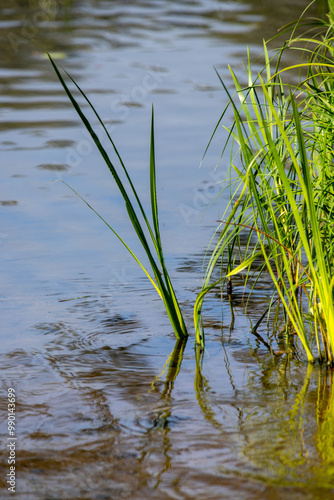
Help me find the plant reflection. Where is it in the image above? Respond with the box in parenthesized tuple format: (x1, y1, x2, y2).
(236, 351, 334, 483)
(142, 338, 187, 488)
(316, 367, 334, 465)
(151, 338, 187, 399)
(190, 317, 334, 489)
(194, 345, 225, 430)
(29, 319, 334, 494)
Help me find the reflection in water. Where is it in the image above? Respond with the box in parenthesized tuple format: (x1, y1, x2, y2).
(195, 345, 227, 430)
(191, 340, 334, 496)
(317, 368, 334, 465)
(1, 318, 334, 498)
(145, 338, 187, 489)
(152, 338, 187, 399)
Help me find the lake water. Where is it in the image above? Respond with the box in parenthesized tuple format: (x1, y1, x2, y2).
(1, 1, 333, 499)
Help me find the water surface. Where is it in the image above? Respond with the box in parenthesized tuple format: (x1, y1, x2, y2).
(0, 1, 333, 498)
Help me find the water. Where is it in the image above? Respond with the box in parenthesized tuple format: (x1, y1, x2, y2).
(1, 0, 333, 498)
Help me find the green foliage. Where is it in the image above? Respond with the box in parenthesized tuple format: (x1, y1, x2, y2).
(49, 55, 187, 340)
(196, 1, 334, 363)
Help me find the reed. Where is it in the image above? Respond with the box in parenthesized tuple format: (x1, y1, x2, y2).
(196, 0, 334, 363)
(49, 55, 187, 340)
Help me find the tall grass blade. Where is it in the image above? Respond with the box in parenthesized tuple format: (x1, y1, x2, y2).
(48, 54, 187, 340)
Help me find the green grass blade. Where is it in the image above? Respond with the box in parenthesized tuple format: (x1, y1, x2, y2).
(60, 63, 159, 252)
(48, 54, 188, 340)
(59, 181, 162, 298)
(149, 107, 187, 336)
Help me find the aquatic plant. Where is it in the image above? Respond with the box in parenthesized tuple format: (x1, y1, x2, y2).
(196, 0, 334, 363)
(48, 55, 187, 340)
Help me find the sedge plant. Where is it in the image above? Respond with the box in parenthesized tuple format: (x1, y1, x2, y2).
(195, 0, 334, 363)
(48, 55, 187, 340)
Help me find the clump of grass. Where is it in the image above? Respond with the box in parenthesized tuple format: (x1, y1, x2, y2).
(48, 55, 187, 340)
(196, 0, 334, 363)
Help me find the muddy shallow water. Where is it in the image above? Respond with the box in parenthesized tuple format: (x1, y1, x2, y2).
(1, 1, 333, 498)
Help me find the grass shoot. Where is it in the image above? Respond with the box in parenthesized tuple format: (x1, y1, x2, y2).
(48, 54, 187, 340)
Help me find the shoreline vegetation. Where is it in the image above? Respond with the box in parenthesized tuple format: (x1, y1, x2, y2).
(49, 0, 334, 364)
(197, 0, 334, 364)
